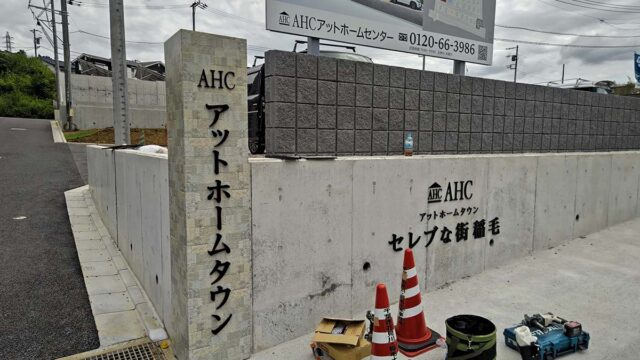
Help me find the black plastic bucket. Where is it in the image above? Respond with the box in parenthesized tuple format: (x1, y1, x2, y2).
(446, 314, 496, 360)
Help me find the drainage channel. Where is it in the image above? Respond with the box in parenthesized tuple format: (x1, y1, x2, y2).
(59, 339, 169, 360)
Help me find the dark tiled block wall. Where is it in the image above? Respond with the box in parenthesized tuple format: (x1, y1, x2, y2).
(264, 50, 640, 156)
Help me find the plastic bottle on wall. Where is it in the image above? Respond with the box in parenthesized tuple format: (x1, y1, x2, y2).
(404, 131, 414, 156)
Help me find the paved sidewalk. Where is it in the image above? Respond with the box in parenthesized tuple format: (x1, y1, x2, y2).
(0, 117, 98, 359)
(65, 185, 167, 348)
(252, 217, 640, 360)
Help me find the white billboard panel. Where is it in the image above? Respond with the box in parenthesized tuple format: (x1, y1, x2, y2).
(266, 0, 496, 65)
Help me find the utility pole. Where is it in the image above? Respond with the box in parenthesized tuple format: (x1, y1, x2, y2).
(507, 45, 519, 83)
(109, 0, 130, 145)
(30, 29, 41, 57)
(561, 64, 565, 84)
(51, 0, 61, 111)
(422, 55, 426, 71)
(4, 32, 13, 52)
(60, 0, 75, 130)
(191, 0, 208, 31)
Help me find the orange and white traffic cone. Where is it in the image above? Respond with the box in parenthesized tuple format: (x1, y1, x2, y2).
(369, 283, 398, 359)
(396, 249, 442, 357)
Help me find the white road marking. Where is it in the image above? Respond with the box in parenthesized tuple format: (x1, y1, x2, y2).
(12, 216, 27, 220)
(10, 128, 27, 131)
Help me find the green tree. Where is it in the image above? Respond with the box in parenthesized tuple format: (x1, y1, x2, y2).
(0, 51, 56, 119)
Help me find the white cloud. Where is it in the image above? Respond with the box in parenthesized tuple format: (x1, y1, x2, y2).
(2, 0, 639, 85)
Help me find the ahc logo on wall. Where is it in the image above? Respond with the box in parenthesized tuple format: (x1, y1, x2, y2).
(427, 180, 473, 204)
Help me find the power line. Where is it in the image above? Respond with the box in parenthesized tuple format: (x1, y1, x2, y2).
(555, 0, 640, 13)
(496, 37, 640, 48)
(560, 0, 640, 11)
(71, 29, 163, 44)
(496, 24, 640, 38)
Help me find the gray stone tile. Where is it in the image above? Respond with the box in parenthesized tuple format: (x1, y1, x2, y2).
(483, 79, 495, 97)
(471, 114, 483, 133)
(419, 111, 433, 131)
(373, 87, 389, 108)
(433, 132, 445, 151)
(337, 106, 355, 129)
(494, 98, 505, 116)
(405, 110, 419, 130)
(318, 81, 337, 105)
(505, 81, 515, 99)
(420, 71, 434, 91)
(446, 132, 458, 152)
(447, 93, 460, 113)
(265, 50, 296, 77)
(337, 59, 356, 82)
(317, 129, 336, 153)
(420, 91, 433, 111)
(318, 56, 337, 81)
(458, 132, 470, 152)
(493, 116, 504, 133)
(297, 53, 317, 79)
(434, 92, 447, 112)
(296, 104, 317, 128)
(434, 72, 448, 92)
(337, 130, 355, 154)
(297, 78, 317, 104)
(433, 112, 447, 132)
(446, 113, 459, 131)
(405, 89, 420, 110)
(389, 109, 404, 130)
(482, 133, 493, 151)
(460, 94, 471, 114)
(460, 76, 473, 95)
(355, 107, 372, 129)
(355, 130, 372, 153)
(337, 82, 355, 106)
(390, 88, 405, 109)
(318, 105, 336, 129)
(265, 76, 295, 102)
(495, 80, 506, 98)
(355, 84, 373, 107)
(390, 66, 405, 88)
(373, 64, 390, 86)
(389, 131, 404, 153)
(356, 62, 373, 84)
(472, 96, 483, 114)
(265, 103, 296, 127)
(405, 68, 421, 89)
(419, 131, 432, 153)
(470, 133, 482, 151)
(296, 129, 318, 154)
(372, 131, 388, 154)
(459, 114, 471, 132)
(483, 115, 493, 132)
(448, 74, 461, 93)
(472, 77, 484, 96)
(492, 133, 503, 151)
(372, 109, 388, 130)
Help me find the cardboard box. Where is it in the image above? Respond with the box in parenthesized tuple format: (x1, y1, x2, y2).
(311, 318, 371, 360)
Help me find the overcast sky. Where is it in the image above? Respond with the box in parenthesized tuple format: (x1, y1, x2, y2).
(3, 0, 640, 85)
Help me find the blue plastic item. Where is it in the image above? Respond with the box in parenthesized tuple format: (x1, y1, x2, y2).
(504, 322, 590, 360)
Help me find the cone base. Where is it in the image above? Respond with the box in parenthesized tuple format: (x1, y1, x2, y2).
(398, 328, 442, 357)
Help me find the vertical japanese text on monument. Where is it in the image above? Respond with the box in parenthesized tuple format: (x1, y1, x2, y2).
(202, 67, 235, 336)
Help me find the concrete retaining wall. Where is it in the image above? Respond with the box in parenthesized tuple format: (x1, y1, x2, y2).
(86, 145, 171, 331)
(87, 145, 640, 353)
(60, 74, 166, 130)
(250, 151, 640, 350)
(264, 50, 640, 157)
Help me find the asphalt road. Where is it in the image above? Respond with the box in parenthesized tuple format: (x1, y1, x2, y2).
(0, 117, 99, 359)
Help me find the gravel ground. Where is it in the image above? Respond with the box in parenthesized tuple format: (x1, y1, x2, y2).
(0, 117, 99, 359)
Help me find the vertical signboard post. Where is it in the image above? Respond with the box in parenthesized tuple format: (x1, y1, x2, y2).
(165, 30, 252, 360)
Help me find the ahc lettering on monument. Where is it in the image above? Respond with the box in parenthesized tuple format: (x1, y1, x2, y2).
(389, 179, 501, 252)
(166, 30, 251, 360)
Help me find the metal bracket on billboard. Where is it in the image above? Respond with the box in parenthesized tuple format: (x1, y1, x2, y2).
(453, 60, 465, 76)
(307, 37, 320, 56)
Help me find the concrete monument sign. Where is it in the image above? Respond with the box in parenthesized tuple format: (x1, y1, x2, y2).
(165, 30, 251, 359)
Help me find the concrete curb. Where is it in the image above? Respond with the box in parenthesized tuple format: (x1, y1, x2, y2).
(50, 120, 67, 143)
(65, 185, 168, 349)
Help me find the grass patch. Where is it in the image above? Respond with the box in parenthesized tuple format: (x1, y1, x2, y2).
(64, 129, 100, 141)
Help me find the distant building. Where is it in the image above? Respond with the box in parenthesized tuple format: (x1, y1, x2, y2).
(71, 53, 165, 81)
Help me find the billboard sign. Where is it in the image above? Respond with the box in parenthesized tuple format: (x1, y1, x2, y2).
(266, 0, 496, 65)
